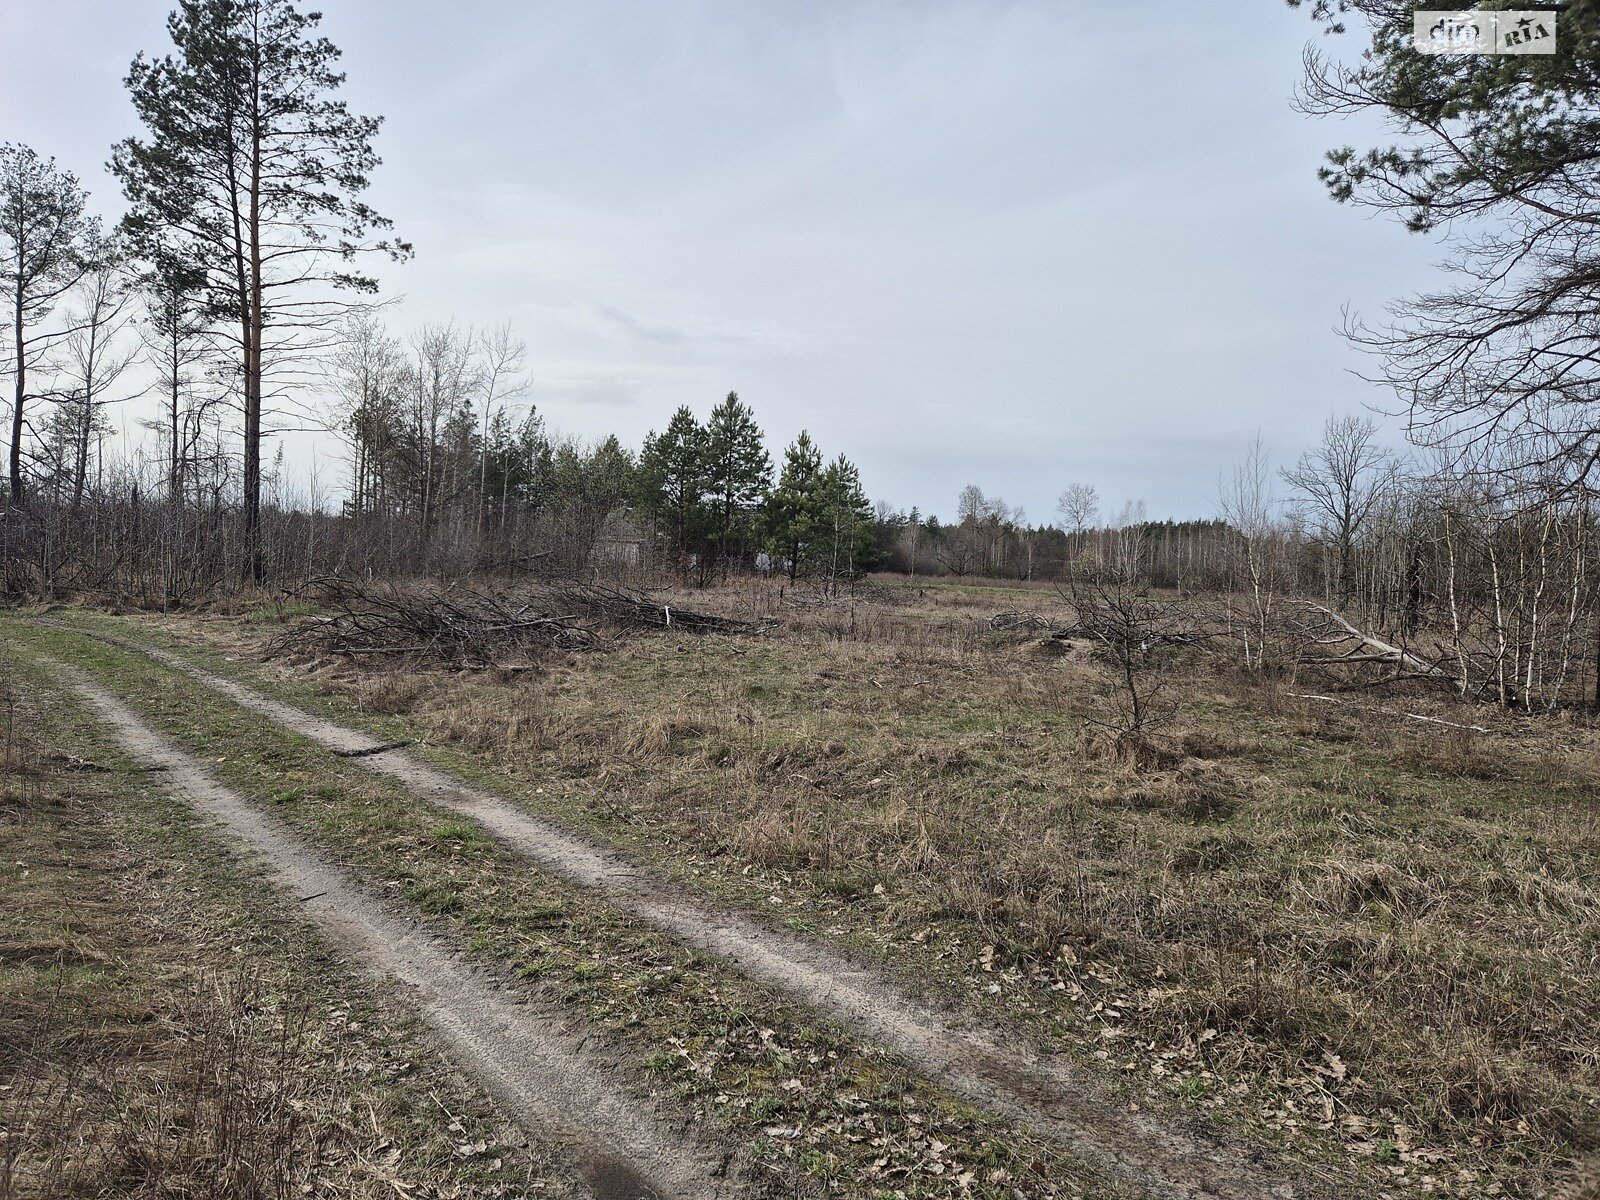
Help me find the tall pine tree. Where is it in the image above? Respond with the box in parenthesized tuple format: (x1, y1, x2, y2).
(636, 405, 709, 579)
(760, 430, 823, 582)
(702, 391, 771, 578)
(1, 144, 97, 507)
(113, 0, 408, 580)
(816, 453, 879, 585)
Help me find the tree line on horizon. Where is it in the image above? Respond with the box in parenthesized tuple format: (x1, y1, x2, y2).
(328, 310, 879, 585)
(10, 0, 1600, 712)
(0, 0, 893, 595)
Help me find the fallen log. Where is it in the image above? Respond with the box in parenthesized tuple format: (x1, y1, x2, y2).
(1291, 601, 1452, 681)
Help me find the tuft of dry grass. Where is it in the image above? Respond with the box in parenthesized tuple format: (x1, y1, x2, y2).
(5, 971, 317, 1200)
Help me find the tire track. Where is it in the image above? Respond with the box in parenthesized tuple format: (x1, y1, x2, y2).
(54, 623, 1311, 1200)
(53, 662, 744, 1200)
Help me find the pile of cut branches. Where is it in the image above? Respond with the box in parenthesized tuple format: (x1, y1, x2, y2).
(989, 608, 1053, 632)
(547, 583, 768, 634)
(1049, 621, 1200, 647)
(268, 578, 604, 665)
(268, 578, 765, 666)
(781, 580, 902, 608)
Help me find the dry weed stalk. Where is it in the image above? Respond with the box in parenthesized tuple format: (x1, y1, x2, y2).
(2, 970, 316, 1200)
(1060, 566, 1210, 762)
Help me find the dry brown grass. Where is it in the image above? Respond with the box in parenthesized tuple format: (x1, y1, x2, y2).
(104, 576, 1600, 1194)
(5, 972, 317, 1200)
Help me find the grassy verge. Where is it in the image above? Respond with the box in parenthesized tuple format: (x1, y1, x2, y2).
(0, 644, 573, 1200)
(4, 615, 1149, 1200)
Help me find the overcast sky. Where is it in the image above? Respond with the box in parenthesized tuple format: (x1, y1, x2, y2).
(0, 0, 1440, 522)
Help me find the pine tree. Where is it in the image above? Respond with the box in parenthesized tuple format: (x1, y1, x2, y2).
(1295, 1, 1600, 484)
(583, 434, 635, 522)
(113, 0, 409, 580)
(513, 411, 553, 507)
(760, 431, 823, 582)
(816, 453, 879, 585)
(702, 391, 771, 578)
(548, 434, 635, 572)
(636, 405, 709, 578)
(0, 144, 98, 507)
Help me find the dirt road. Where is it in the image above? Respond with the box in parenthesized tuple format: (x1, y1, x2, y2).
(58, 663, 744, 1200)
(40, 621, 1307, 1200)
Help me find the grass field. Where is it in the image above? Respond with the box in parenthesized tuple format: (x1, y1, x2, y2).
(6, 575, 1600, 1199)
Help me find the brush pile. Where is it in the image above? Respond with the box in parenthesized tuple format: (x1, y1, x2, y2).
(988, 608, 1053, 631)
(268, 577, 763, 666)
(1049, 620, 1201, 648)
(560, 582, 762, 634)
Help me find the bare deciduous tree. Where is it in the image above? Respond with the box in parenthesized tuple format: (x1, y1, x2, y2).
(1281, 414, 1396, 610)
(140, 251, 217, 505)
(1058, 484, 1097, 530)
(1057, 481, 1099, 561)
(404, 322, 477, 533)
(474, 322, 529, 534)
(42, 250, 141, 511)
(1219, 438, 1282, 669)
(330, 313, 404, 518)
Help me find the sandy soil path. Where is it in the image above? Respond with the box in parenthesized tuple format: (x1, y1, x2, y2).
(57, 663, 745, 1200)
(54, 623, 1310, 1200)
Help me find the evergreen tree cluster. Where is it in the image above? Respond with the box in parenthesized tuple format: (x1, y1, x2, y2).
(635, 393, 879, 584)
(758, 430, 878, 584)
(336, 355, 881, 584)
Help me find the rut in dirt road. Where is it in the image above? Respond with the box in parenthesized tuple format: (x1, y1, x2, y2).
(60, 624, 1310, 1200)
(53, 662, 745, 1200)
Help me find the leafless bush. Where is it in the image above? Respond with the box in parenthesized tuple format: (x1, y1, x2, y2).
(1061, 567, 1210, 763)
